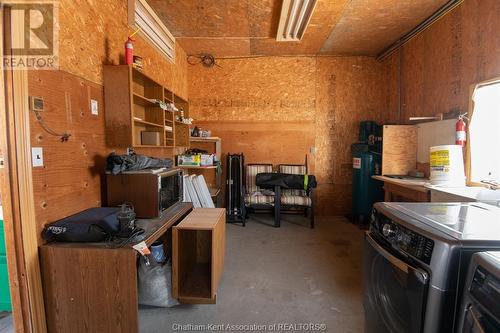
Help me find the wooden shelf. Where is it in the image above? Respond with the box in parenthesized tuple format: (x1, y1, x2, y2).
(190, 137, 221, 143)
(104, 65, 190, 149)
(134, 119, 164, 128)
(133, 93, 158, 107)
(133, 145, 167, 148)
(209, 187, 221, 197)
(178, 165, 217, 169)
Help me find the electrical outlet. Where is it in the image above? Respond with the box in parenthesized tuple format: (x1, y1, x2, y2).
(90, 99, 98, 115)
(32, 147, 44, 167)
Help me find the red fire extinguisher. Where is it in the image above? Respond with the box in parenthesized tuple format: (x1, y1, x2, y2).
(125, 37, 134, 65)
(456, 114, 467, 146)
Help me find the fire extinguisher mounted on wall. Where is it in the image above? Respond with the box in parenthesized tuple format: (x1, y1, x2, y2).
(125, 29, 141, 66)
(456, 113, 468, 147)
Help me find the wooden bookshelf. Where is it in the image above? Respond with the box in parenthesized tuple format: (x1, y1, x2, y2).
(103, 65, 191, 148)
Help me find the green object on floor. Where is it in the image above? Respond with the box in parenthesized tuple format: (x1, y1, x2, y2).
(0, 219, 12, 311)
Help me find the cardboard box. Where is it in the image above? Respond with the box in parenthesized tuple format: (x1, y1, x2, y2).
(178, 154, 201, 166)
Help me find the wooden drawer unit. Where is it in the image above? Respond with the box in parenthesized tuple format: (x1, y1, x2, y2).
(173, 208, 225, 304)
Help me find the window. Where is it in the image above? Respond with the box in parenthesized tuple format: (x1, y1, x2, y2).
(128, 0, 175, 62)
(468, 80, 500, 186)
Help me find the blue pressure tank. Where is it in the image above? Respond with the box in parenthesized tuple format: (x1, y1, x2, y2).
(351, 122, 384, 224)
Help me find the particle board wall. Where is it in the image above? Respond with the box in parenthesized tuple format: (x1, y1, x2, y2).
(384, 0, 500, 123)
(28, 0, 189, 242)
(189, 56, 392, 215)
(382, 125, 418, 175)
(58, 0, 188, 99)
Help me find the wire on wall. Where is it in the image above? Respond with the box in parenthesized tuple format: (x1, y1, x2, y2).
(187, 54, 221, 68)
(32, 110, 71, 142)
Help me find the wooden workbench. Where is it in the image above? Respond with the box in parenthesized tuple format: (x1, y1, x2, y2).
(373, 175, 431, 202)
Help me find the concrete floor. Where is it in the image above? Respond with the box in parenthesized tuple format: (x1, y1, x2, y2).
(140, 214, 365, 333)
(0, 312, 13, 333)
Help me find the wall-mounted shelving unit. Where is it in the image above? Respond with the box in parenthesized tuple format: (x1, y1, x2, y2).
(103, 65, 190, 149)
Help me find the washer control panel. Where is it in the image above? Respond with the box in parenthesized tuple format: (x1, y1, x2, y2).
(371, 209, 434, 265)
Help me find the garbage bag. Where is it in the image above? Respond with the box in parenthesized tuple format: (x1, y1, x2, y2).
(255, 173, 317, 190)
(106, 152, 173, 175)
(137, 257, 179, 307)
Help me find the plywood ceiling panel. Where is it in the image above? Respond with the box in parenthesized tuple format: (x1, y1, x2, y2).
(148, 0, 450, 57)
(320, 0, 450, 56)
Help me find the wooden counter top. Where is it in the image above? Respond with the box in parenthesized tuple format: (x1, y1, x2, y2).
(373, 175, 429, 193)
(41, 202, 193, 249)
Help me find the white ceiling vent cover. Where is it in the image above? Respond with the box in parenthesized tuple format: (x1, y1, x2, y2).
(129, 0, 175, 62)
(276, 0, 317, 41)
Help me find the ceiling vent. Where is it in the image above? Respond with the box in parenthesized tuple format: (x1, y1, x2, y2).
(276, 0, 318, 41)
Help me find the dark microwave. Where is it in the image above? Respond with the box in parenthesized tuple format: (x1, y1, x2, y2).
(106, 168, 183, 218)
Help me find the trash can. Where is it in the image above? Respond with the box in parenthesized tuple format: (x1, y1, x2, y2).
(0, 213, 12, 311)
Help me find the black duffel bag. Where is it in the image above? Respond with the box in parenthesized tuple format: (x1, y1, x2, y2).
(255, 173, 317, 190)
(42, 207, 120, 242)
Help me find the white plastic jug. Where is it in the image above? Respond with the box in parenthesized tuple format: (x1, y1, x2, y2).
(430, 145, 466, 187)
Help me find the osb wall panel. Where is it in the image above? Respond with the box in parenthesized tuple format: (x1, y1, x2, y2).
(385, 0, 500, 123)
(28, 0, 189, 242)
(150, 0, 349, 57)
(29, 69, 182, 244)
(29, 71, 106, 243)
(59, 0, 188, 98)
(315, 57, 391, 215)
(321, 0, 448, 55)
(189, 56, 390, 215)
(190, 57, 317, 121)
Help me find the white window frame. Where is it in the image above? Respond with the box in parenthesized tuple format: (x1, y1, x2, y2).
(466, 77, 500, 187)
(128, 0, 175, 62)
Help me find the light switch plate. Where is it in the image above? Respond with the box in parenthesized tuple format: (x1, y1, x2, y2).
(90, 99, 98, 115)
(32, 147, 44, 167)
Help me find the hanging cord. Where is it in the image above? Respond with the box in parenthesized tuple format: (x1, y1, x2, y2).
(32, 110, 71, 142)
(187, 53, 222, 68)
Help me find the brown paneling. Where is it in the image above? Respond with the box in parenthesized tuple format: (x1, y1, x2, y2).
(29, 68, 183, 242)
(385, 0, 500, 123)
(29, 70, 106, 242)
(189, 56, 389, 215)
(40, 246, 138, 333)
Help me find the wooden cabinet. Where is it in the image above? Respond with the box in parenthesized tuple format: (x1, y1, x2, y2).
(103, 65, 190, 148)
(172, 208, 225, 303)
(40, 204, 227, 333)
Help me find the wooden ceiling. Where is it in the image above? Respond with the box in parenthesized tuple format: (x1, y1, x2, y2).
(148, 0, 450, 57)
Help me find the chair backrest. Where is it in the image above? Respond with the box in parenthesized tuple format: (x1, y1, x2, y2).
(245, 164, 273, 194)
(278, 164, 307, 175)
(278, 164, 307, 196)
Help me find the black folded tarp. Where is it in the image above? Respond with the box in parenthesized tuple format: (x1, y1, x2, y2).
(42, 207, 120, 242)
(106, 152, 173, 175)
(256, 173, 317, 190)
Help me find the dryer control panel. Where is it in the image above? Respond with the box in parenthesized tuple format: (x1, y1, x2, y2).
(371, 209, 434, 265)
